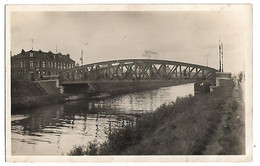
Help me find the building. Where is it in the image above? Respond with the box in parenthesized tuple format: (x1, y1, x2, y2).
(11, 49, 75, 81)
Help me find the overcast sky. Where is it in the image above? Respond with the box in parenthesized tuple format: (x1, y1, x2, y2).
(11, 10, 249, 73)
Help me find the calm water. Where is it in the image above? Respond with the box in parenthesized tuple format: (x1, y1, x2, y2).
(11, 83, 194, 155)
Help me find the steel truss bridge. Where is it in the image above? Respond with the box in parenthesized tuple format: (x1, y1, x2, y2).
(60, 59, 217, 86)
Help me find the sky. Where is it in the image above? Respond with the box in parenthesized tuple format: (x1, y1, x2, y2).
(10, 10, 250, 74)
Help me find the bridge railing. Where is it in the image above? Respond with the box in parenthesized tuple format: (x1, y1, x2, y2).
(60, 59, 217, 84)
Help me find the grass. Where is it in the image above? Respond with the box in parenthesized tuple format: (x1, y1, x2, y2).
(69, 79, 243, 155)
(218, 83, 245, 155)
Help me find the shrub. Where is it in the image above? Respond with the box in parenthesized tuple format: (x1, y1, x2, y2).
(68, 142, 99, 155)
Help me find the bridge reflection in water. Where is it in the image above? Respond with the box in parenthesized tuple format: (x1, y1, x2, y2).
(11, 83, 194, 155)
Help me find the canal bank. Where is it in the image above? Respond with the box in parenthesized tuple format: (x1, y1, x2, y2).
(69, 78, 245, 155)
(11, 80, 65, 112)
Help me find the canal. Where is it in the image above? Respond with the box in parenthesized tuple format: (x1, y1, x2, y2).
(11, 83, 194, 155)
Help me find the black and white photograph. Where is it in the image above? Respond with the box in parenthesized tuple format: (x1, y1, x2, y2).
(5, 4, 252, 162)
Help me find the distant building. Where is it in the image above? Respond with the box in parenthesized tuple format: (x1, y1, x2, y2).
(11, 49, 75, 81)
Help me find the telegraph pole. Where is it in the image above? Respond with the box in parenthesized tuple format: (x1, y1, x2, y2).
(56, 44, 58, 53)
(205, 54, 209, 67)
(221, 43, 224, 72)
(219, 39, 222, 72)
(80, 49, 83, 66)
(218, 37, 224, 72)
(31, 39, 34, 50)
(79, 41, 88, 66)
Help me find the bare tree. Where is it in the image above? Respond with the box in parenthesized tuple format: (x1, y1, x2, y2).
(142, 50, 158, 59)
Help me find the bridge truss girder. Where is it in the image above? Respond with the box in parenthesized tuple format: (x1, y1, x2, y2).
(60, 59, 217, 84)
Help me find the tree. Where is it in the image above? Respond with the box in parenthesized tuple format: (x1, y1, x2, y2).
(238, 72, 244, 83)
(142, 50, 158, 59)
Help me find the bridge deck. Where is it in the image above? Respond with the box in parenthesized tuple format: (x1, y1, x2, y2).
(61, 79, 198, 85)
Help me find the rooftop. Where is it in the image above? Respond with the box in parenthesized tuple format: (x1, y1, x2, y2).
(11, 49, 75, 63)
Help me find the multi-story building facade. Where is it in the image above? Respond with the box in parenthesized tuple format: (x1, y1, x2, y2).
(11, 49, 75, 81)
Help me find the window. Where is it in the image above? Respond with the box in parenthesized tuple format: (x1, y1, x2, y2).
(43, 61, 46, 68)
(30, 53, 33, 57)
(29, 61, 33, 68)
(54, 62, 56, 68)
(20, 61, 23, 68)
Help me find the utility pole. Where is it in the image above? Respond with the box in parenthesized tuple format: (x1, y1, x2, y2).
(221, 43, 224, 72)
(219, 39, 221, 72)
(206, 54, 209, 67)
(56, 44, 58, 53)
(218, 38, 224, 72)
(83, 42, 88, 65)
(80, 49, 83, 66)
(31, 39, 34, 50)
(78, 41, 88, 66)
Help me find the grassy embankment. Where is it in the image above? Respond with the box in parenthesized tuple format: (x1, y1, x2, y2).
(69, 79, 245, 155)
(11, 80, 65, 112)
(214, 81, 245, 155)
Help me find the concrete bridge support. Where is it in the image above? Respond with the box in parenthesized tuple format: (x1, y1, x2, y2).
(63, 84, 91, 94)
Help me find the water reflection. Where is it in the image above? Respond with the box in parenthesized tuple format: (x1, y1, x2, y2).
(11, 83, 194, 155)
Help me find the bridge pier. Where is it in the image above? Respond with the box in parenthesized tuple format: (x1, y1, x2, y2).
(63, 84, 92, 94)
